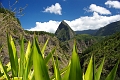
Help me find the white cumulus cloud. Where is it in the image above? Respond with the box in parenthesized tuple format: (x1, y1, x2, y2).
(43, 3, 62, 15)
(89, 4, 111, 15)
(28, 3, 120, 33)
(105, 1, 120, 9)
(65, 12, 120, 31)
(29, 20, 60, 33)
(28, 12, 120, 33)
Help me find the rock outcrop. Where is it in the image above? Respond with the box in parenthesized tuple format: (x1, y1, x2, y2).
(55, 20, 75, 41)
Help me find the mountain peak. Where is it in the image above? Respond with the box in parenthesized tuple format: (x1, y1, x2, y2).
(55, 20, 75, 41)
(61, 20, 67, 24)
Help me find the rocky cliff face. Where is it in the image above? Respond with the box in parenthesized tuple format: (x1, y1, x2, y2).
(0, 12, 25, 64)
(0, 12, 69, 74)
(0, 10, 98, 66)
(55, 20, 75, 41)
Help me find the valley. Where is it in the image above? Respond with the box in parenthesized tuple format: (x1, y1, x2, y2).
(0, 7, 120, 80)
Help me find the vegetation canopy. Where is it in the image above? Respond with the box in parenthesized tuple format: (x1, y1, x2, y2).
(0, 34, 119, 80)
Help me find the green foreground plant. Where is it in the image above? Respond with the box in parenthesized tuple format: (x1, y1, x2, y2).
(0, 34, 119, 80)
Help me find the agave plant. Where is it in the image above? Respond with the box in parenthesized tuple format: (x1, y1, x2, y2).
(0, 34, 119, 80)
(0, 34, 54, 80)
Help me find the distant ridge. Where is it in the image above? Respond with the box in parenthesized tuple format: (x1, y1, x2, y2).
(75, 29, 98, 35)
(55, 20, 75, 41)
(95, 20, 120, 36)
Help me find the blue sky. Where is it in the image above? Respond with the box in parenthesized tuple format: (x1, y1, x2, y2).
(1, 0, 120, 33)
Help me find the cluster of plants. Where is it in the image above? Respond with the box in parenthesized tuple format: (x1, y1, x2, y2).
(0, 34, 119, 80)
(0, 0, 28, 26)
(25, 30, 55, 37)
(74, 34, 104, 43)
(0, 7, 21, 26)
(81, 32, 120, 79)
(0, 8, 15, 17)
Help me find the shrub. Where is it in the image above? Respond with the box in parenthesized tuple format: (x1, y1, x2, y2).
(0, 34, 119, 80)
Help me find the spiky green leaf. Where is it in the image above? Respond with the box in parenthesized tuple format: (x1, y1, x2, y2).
(95, 57, 105, 80)
(19, 36, 25, 77)
(84, 56, 93, 80)
(69, 41, 82, 80)
(33, 37, 50, 80)
(44, 48, 55, 64)
(62, 61, 71, 80)
(7, 34, 17, 77)
(23, 41, 32, 80)
(0, 58, 10, 80)
(41, 38, 49, 58)
(52, 54, 61, 80)
(105, 60, 119, 80)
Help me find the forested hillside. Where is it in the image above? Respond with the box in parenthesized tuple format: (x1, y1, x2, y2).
(81, 32, 120, 80)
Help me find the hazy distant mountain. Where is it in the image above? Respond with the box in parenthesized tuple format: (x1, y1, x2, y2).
(55, 20, 75, 41)
(95, 20, 120, 36)
(75, 29, 98, 35)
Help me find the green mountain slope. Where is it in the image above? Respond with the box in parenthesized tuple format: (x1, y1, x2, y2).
(81, 32, 120, 80)
(0, 8, 69, 72)
(60, 34, 103, 56)
(95, 20, 120, 36)
(55, 20, 75, 41)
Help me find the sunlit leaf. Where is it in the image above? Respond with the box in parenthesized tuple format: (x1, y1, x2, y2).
(41, 38, 49, 58)
(84, 56, 93, 80)
(23, 41, 32, 80)
(105, 60, 119, 80)
(19, 36, 25, 77)
(68, 41, 82, 80)
(33, 37, 50, 80)
(62, 61, 71, 80)
(95, 57, 105, 80)
(0, 58, 10, 80)
(12, 77, 22, 80)
(10, 35, 18, 76)
(83, 73, 85, 80)
(44, 48, 55, 64)
(52, 54, 61, 80)
(7, 34, 17, 77)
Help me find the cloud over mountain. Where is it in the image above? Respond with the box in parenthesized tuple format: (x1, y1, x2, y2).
(29, 12, 120, 33)
(29, 20, 60, 33)
(89, 4, 111, 15)
(43, 3, 62, 15)
(28, 1, 120, 33)
(65, 12, 120, 31)
(105, 1, 120, 9)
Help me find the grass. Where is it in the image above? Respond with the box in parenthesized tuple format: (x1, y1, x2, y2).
(0, 34, 119, 80)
